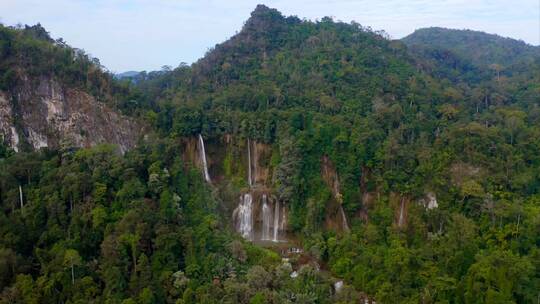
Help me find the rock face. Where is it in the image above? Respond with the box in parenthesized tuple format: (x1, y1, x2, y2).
(0, 92, 19, 151)
(419, 192, 438, 209)
(180, 134, 290, 242)
(321, 155, 350, 233)
(0, 77, 141, 152)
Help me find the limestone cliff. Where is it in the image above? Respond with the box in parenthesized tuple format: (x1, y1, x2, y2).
(0, 76, 141, 152)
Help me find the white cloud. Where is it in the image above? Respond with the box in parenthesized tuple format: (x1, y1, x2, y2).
(0, 0, 538, 71)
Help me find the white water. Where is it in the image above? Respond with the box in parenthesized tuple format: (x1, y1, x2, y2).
(234, 193, 253, 240)
(261, 194, 272, 240)
(232, 139, 257, 241)
(273, 201, 280, 242)
(339, 206, 350, 232)
(10, 127, 19, 152)
(247, 138, 252, 186)
(233, 138, 287, 242)
(334, 281, 344, 293)
(19, 185, 23, 209)
(281, 205, 287, 231)
(398, 198, 405, 227)
(427, 192, 438, 209)
(198, 134, 211, 183)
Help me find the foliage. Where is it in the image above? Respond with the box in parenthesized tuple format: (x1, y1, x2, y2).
(1, 5, 540, 303)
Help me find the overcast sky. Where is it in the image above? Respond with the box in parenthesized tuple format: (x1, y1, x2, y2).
(1, 0, 539, 72)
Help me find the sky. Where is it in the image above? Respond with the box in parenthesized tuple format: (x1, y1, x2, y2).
(1, 0, 539, 72)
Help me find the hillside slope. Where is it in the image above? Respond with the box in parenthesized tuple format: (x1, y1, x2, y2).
(128, 7, 540, 303)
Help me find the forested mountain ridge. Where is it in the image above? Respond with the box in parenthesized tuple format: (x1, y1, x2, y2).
(402, 27, 540, 68)
(157, 4, 418, 116)
(0, 24, 144, 153)
(0, 5, 539, 304)
(402, 27, 540, 83)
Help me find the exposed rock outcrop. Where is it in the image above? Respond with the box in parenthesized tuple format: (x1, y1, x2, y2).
(0, 92, 19, 152)
(0, 77, 141, 152)
(419, 192, 438, 209)
(321, 155, 350, 232)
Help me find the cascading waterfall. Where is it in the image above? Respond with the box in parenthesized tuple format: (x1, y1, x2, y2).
(234, 193, 253, 240)
(273, 200, 280, 242)
(234, 138, 286, 242)
(233, 139, 256, 241)
(261, 194, 272, 240)
(198, 134, 211, 183)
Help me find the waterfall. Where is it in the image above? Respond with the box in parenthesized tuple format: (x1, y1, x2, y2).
(234, 193, 253, 240)
(273, 201, 280, 242)
(426, 192, 438, 209)
(234, 138, 285, 242)
(334, 281, 344, 293)
(339, 206, 350, 232)
(231, 139, 263, 241)
(247, 138, 252, 186)
(198, 134, 211, 183)
(261, 194, 272, 240)
(19, 185, 23, 209)
(252, 140, 258, 185)
(280, 206, 287, 231)
(398, 198, 405, 227)
(10, 127, 19, 152)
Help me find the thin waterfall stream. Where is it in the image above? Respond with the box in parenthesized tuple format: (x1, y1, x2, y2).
(198, 134, 211, 183)
(339, 206, 350, 232)
(273, 201, 280, 242)
(398, 197, 405, 227)
(247, 138, 252, 186)
(261, 194, 272, 240)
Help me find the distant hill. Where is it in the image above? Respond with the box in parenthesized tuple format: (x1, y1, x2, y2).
(114, 70, 140, 79)
(402, 27, 539, 68)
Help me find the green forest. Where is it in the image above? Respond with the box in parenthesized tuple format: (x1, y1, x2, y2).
(0, 5, 539, 304)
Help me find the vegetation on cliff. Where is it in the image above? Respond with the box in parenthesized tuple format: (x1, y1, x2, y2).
(1, 5, 539, 303)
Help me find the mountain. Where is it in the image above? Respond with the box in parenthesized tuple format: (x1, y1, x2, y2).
(402, 27, 540, 67)
(183, 4, 416, 115)
(402, 27, 540, 83)
(0, 24, 143, 153)
(119, 8, 540, 302)
(0, 6, 539, 304)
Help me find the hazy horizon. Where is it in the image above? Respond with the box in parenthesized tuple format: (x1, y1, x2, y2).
(1, 0, 539, 72)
